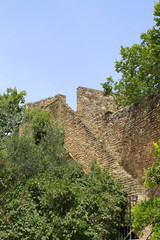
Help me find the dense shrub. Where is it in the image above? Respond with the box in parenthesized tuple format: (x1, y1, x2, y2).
(0, 106, 127, 239)
(0, 161, 127, 240)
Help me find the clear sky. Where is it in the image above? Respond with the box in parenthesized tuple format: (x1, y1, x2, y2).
(0, 0, 156, 110)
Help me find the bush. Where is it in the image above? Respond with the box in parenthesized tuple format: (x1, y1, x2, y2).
(0, 108, 127, 240)
(0, 161, 127, 240)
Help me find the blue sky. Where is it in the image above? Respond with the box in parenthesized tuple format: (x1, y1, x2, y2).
(0, 0, 156, 110)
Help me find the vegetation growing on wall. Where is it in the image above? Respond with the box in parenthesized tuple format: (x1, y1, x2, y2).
(132, 140, 160, 239)
(101, 1, 160, 107)
(0, 88, 127, 240)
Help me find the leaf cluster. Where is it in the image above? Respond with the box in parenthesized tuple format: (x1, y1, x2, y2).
(1, 109, 66, 182)
(132, 140, 160, 239)
(132, 197, 160, 239)
(101, 1, 160, 108)
(0, 161, 127, 240)
(144, 140, 160, 189)
(0, 87, 26, 137)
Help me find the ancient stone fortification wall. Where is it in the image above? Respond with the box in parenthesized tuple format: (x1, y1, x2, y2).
(27, 95, 66, 109)
(103, 90, 160, 179)
(75, 87, 160, 180)
(28, 87, 160, 201)
(46, 96, 108, 171)
(36, 94, 147, 201)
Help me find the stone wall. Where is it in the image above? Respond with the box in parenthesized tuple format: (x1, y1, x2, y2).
(27, 87, 160, 201)
(76, 87, 160, 180)
(27, 94, 66, 109)
(103, 90, 160, 179)
(30, 94, 147, 201)
(77, 86, 117, 115)
(76, 87, 117, 137)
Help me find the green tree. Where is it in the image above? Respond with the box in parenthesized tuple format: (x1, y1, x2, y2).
(0, 160, 127, 240)
(1, 109, 66, 181)
(0, 87, 26, 137)
(0, 101, 127, 239)
(132, 140, 160, 239)
(102, 1, 160, 107)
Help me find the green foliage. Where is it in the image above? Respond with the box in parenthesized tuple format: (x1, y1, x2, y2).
(133, 197, 160, 239)
(0, 161, 127, 240)
(101, 77, 114, 96)
(24, 108, 65, 147)
(102, 1, 160, 107)
(0, 92, 127, 239)
(143, 140, 160, 189)
(25, 109, 54, 144)
(1, 110, 66, 181)
(0, 152, 18, 193)
(0, 87, 26, 137)
(132, 140, 160, 239)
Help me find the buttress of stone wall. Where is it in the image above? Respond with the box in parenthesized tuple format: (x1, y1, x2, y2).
(103, 90, 160, 179)
(44, 95, 147, 200)
(76, 87, 117, 137)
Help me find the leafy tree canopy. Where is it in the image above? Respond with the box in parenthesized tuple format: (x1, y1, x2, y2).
(0, 159, 127, 240)
(101, 1, 160, 107)
(0, 87, 26, 137)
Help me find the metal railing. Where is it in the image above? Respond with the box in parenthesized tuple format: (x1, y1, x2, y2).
(116, 195, 138, 240)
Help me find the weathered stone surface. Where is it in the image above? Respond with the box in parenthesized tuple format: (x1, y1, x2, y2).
(103, 90, 160, 179)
